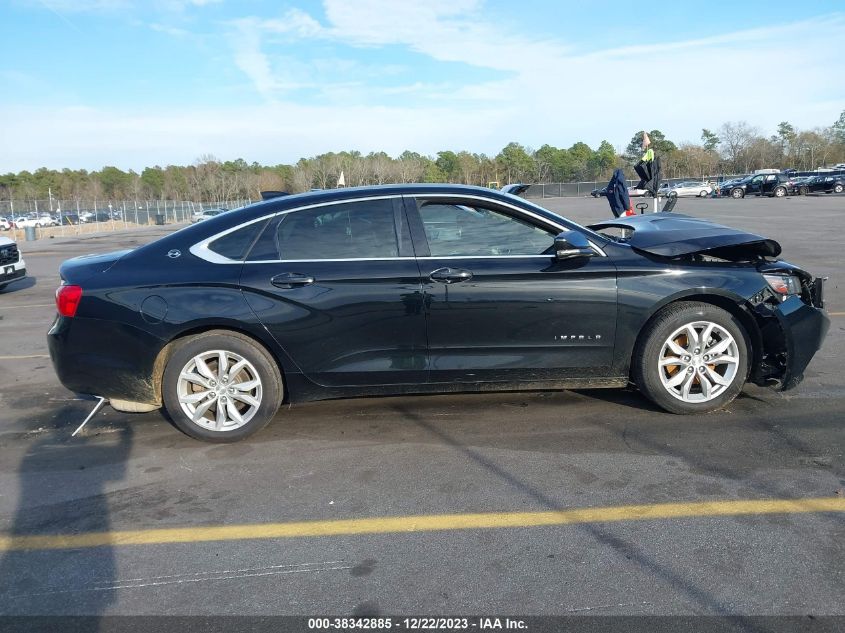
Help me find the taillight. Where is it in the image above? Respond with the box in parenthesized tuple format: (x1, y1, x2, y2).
(56, 285, 83, 317)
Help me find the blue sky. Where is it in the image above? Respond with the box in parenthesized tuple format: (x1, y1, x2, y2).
(2, 0, 844, 171)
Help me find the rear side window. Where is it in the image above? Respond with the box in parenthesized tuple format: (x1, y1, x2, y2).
(207, 219, 266, 261)
(270, 200, 400, 260)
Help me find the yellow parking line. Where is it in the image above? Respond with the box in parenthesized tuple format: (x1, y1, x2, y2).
(0, 354, 50, 360)
(1, 496, 842, 552)
(828, 312, 845, 317)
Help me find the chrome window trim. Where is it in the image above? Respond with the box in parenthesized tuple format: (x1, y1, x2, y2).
(190, 192, 606, 264)
(190, 195, 404, 264)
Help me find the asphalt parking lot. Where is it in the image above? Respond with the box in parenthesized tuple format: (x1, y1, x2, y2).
(0, 194, 843, 618)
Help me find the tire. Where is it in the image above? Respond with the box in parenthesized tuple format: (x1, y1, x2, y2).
(799, 186, 808, 196)
(161, 330, 283, 442)
(699, 190, 708, 197)
(833, 184, 843, 193)
(731, 188, 744, 199)
(633, 302, 749, 415)
(773, 186, 786, 198)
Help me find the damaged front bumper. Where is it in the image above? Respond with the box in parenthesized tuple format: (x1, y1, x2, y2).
(750, 277, 830, 391)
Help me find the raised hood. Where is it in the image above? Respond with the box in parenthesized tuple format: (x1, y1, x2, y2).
(588, 213, 781, 259)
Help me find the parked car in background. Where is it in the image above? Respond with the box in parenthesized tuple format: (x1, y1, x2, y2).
(12, 217, 41, 229)
(0, 235, 26, 291)
(796, 175, 845, 195)
(47, 184, 829, 442)
(15, 214, 57, 228)
(0, 217, 11, 231)
(191, 209, 225, 223)
(667, 181, 713, 197)
(723, 173, 791, 198)
(59, 213, 81, 225)
(715, 176, 748, 196)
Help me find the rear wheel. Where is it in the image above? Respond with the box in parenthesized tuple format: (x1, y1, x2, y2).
(731, 188, 744, 199)
(834, 184, 844, 193)
(161, 331, 283, 442)
(699, 190, 708, 197)
(799, 186, 809, 196)
(633, 302, 748, 414)
(773, 186, 786, 198)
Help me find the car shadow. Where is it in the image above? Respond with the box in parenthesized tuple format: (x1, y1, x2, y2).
(0, 412, 133, 621)
(0, 277, 36, 293)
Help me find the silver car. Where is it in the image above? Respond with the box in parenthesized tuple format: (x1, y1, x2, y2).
(667, 181, 713, 197)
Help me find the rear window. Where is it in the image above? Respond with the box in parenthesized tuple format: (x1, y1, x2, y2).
(207, 219, 267, 261)
(246, 200, 400, 261)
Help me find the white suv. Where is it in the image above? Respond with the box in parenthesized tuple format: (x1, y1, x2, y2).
(0, 236, 27, 291)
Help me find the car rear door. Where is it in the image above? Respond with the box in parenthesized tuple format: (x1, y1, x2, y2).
(405, 194, 618, 384)
(238, 196, 427, 388)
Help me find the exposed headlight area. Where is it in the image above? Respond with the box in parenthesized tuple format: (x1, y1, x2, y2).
(763, 273, 802, 299)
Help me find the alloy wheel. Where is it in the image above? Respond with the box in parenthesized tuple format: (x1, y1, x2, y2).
(658, 321, 739, 403)
(177, 350, 263, 431)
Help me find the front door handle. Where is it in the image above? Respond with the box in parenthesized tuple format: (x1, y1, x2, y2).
(429, 267, 473, 284)
(271, 272, 315, 289)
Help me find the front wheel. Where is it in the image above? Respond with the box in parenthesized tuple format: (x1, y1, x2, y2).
(699, 190, 708, 197)
(161, 331, 283, 442)
(633, 302, 748, 414)
(833, 184, 843, 193)
(731, 188, 744, 199)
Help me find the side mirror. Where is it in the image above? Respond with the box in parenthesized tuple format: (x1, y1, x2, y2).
(554, 230, 594, 260)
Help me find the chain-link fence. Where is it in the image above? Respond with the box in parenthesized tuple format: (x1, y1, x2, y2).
(0, 199, 254, 242)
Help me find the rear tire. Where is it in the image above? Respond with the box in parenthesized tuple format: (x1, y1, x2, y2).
(699, 190, 708, 197)
(773, 186, 786, 198)
(799, 186, 808, 196)
(833, 184, 843, 193)
(161, 330, 283, 442)
(633, 302, 749, 414)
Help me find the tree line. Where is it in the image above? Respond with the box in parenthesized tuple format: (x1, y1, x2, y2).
(2, 112, 844, 205)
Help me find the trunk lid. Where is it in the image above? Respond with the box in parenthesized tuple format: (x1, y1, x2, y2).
(59, 250, 132, 285)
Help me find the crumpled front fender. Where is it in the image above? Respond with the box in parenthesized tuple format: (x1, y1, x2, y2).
(751, 295, 829, 390)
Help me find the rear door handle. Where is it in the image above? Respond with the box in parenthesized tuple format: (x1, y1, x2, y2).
(429, 267, 473, 284)
(271, 272, 315, 288)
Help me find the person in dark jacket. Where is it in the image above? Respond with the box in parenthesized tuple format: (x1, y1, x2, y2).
(606, 168, 632, 218)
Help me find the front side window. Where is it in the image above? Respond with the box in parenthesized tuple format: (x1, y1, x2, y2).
(274, 199, 399, 260)
(418, 202, 555, 257)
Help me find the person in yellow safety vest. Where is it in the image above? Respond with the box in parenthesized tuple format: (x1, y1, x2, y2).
(641, 147, 654, 162)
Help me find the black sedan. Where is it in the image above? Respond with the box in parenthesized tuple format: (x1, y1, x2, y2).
(795, 175, 845, 195)
(722, 173, 791, 198)
(48, 184, 829, 442)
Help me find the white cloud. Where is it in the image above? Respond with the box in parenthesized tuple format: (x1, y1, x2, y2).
(0, 102, 511, 171)
(6, 1, 845, 170)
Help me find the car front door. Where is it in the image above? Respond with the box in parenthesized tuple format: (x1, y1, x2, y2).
(239, 197, 427, 388)
(405, 195, 618, 384)
(761, 174, 777, 195)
